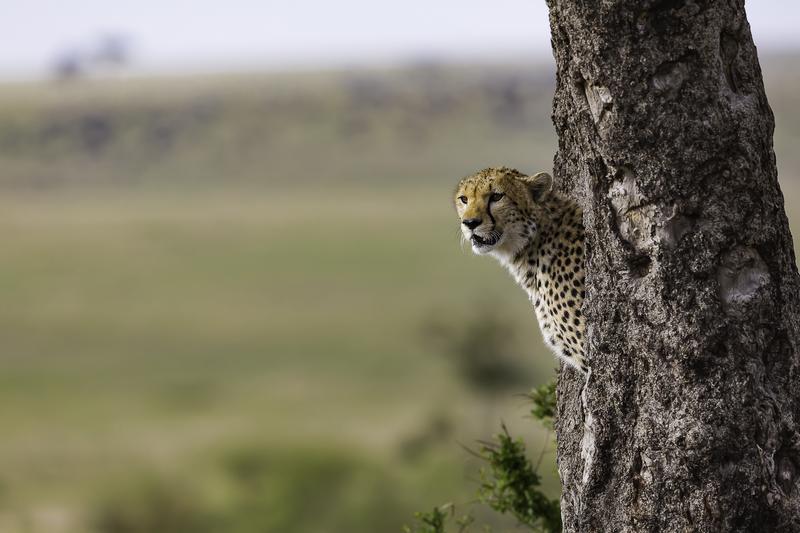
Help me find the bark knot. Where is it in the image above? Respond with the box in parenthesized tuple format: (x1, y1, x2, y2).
(609, 167, 651, 253)
(582, 81, 613, 125)
(652, 61, 689, 98)
(717, 246, 770, 316)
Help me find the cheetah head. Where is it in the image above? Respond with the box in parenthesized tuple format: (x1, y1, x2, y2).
(454, 167, 553, 256)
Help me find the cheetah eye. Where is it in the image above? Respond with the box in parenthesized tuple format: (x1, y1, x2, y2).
(489, 192, 505, 202)
(458, 196, 468, 204)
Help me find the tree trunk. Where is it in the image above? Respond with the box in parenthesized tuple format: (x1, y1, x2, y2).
(546, 1, 800, 531)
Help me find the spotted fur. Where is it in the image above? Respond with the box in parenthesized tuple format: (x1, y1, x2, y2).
(454, 166, 587, 372)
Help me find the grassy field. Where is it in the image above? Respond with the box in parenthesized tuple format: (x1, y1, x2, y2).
(0, 187, 560, 532)
(0, 57, 799, 532)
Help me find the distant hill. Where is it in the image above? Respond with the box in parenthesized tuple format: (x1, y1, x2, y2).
(0, 56, 798, 190)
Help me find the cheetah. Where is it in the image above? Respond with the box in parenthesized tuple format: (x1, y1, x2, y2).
(454, 166, 587, 373)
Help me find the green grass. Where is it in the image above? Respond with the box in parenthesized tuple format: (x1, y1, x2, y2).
(0, 187, 558, 532)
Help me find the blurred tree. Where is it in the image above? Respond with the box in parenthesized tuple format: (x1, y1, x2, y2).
(52, 50, 84, 81)
(548, 0, 800, 531)
(51, 33, 131, 81)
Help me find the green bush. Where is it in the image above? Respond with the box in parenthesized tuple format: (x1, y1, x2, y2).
(407, 379, 560, 533)
(478, 426, 560, 532)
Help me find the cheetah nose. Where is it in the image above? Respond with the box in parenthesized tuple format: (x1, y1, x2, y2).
(462, 218, 482, 230)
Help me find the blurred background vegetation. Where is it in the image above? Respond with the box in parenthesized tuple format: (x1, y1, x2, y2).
(0, 62, 566, 533)
(2, 4, 800, 531)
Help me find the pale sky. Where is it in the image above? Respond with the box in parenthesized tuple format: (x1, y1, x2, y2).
(1, 0, 799, 79)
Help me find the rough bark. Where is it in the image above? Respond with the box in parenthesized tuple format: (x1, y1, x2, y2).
(546, 1, 800, 531)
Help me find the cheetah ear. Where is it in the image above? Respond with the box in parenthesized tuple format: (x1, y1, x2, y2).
(524, 172, 553, 203)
